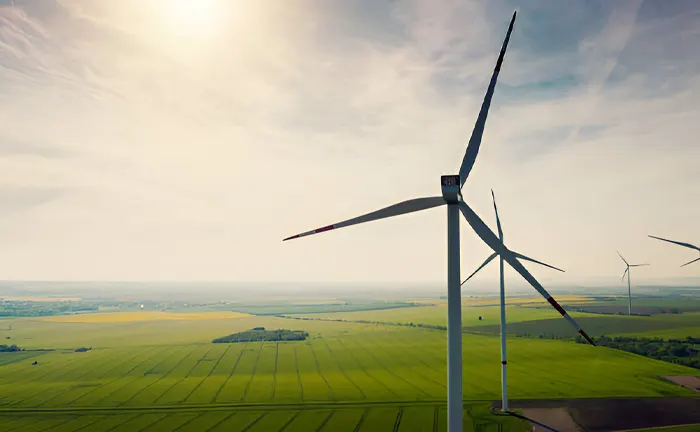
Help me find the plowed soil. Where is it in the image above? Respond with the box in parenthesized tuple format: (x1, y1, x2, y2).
(495, 397, 700, 432)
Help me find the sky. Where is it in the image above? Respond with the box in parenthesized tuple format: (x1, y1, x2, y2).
(0, 0, 699, 287)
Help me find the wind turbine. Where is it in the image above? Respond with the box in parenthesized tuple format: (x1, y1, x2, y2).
(461, 190, 564, 412)
(617, 252, 649, 315)
(283, 12, 595, 432)
(648, 235, 700, 267)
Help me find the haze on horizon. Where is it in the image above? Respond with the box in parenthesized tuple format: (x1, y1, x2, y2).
(0, 0, 698, 286)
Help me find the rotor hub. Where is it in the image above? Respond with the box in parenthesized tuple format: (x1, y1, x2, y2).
(441, 175, 461, 204)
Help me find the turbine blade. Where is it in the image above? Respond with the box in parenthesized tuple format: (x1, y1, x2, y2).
(458, 12, 516, 188)
(461, 253, 498, 285)
(621, 267, 629, 282)
(648, 235, 700, 251)
(491, 189, 504, 240)
(629, 264, 649, 267)
(512, 252, 565, 273)
(681, 257, 700, 267)
(283, 196, 446, 241)
(458, 201, 596, 346)
(617, 251, 629, 266)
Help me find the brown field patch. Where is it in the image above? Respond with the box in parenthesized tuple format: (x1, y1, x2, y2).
(40, 311, 251, 323)
(521, 408, 582, 431)
(501, 397, 700, 432)
(663, 376, 700, 391)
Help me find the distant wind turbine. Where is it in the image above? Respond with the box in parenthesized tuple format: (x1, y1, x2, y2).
(648, 235, 700, 267)
(462, 190, 564, 412)
(617, 252, 649, 315)
(283, 12, 595, 432)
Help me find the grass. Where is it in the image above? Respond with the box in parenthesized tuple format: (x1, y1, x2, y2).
(0, 406, 530, 431)
(0, 308, 698, 431)
(289, 304, 600, 328)
(469, 312, 700, 339)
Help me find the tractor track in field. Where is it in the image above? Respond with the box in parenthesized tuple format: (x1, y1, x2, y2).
(4, 415, 76, 432)
(5, 398, 700, 431)
(333, 338, 398, 398)
(241, 412, 267, 431)
(308, 341, 336, 401)
(0, 399, 455, 415)
(389, 332, 494, 397)
(367, 334, 446, 390)
(293, 345, 304, 402)
(211, 336, 252, 403)
(152, 347, 214, 405)
(171, 411, 205, 431)
(392, 407, 404, 432)
(320, 337, 367, 399)
(201, 412, 236, 432)
(241, 339, 266, 401)
(122, 412, 166, 431)
(344, 337, 431, 398)
(316, 410, 335, 432)
(272, 342, 279, 400)
(64, 415, 108, 432)
(4, 349, 113, 390)
(277, 410, 300, 431)
(81, 345, 185, 407)
(37, 347, 160, 408)
(352, 408, 369, 432)
(98, 413, 139, 432)
(183, 345, 232, 403)
(117, 345, 199, 406)
(9, 348, 142, 408)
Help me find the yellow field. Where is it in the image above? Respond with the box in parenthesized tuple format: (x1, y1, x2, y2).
(40, 311, 251, 323)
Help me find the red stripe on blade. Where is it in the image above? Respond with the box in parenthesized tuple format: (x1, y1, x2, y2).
(315, 225, 334, 234)
(282, 234, 300, 241)
(546, 297, 567, 317)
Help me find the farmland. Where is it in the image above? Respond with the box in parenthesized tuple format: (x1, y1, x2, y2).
(0, 297, 699, 431)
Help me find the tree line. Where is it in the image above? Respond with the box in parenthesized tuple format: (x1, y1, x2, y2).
(0, 344, 23, 352)
(574, 335, 700, 369)
(212, 328, 309, 343)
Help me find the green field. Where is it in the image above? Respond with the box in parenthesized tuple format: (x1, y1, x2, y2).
(290, 303, 601, 328)
(0, 302, 698, 431)
(288, 297, 700, 339)
(467, 312, 700, 339)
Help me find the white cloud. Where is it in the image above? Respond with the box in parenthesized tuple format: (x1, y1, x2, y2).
(0, 0, 698, 287)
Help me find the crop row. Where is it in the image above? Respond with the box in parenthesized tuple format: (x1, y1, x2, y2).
(0, 328, 696, 409)
(0, 404, 528, 431)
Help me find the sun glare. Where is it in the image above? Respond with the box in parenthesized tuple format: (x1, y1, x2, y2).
(170, 0, 218, 34)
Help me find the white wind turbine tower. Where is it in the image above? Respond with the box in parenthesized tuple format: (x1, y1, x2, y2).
(617, 252, 649, 315)
(283, 12, 595, 432)
(648, 235, 700, 267)
(461, 190, 564, 413)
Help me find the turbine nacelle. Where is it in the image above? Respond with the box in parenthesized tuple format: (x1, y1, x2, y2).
(282, 11, 597, 431)
(441, 175, 462, 204)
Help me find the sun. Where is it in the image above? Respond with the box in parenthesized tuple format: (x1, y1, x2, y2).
(170, 0, 218, 33)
